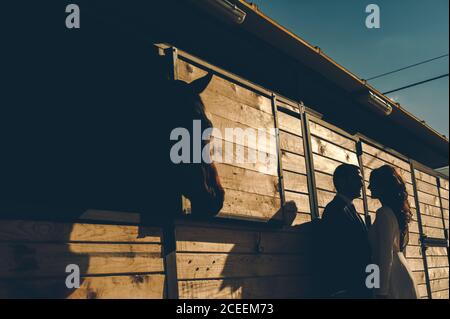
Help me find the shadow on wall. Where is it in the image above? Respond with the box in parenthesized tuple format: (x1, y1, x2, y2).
(178, 203, 327, 299)
(0, 207, 90, 299)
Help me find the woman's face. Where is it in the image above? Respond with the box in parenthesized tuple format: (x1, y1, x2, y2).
(369, 175, 381, 199)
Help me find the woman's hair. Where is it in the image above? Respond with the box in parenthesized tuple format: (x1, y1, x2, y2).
(371, 165, 413, 251)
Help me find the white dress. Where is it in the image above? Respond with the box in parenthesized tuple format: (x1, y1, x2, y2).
(369, 206, 420, 299)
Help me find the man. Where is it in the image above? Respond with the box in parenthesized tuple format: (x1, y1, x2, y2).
(320, 164, 373, 299)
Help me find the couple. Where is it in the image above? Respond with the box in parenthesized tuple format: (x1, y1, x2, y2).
(321, 164, 419, 299)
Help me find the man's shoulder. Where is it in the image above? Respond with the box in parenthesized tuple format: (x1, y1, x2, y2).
(322, 196, 346, 219)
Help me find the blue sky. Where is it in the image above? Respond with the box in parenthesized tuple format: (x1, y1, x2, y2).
(250, 0, 449, 137)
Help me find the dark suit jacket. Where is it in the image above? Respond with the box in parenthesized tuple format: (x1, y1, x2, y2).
(320, 196, 373, 299)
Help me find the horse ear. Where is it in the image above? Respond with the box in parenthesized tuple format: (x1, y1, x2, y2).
(191, 73, 213, 94)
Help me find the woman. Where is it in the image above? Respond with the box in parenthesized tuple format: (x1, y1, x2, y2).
(368, 165, 420, 299)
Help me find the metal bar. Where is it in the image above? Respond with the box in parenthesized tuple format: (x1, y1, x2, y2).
(162, 222, 179, 299)
(356, 140, 372, 227)
(302, 111, 320, 219)
(436, 179, 450, 255)
(166, 46, 179, 81)
(421, 236, 448, 248)
(410, 161, 433, 299)
(161, 46, 180, 300)
(272, 94, 286, 214)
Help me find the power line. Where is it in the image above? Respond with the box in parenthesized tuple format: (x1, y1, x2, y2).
(383, 73, 449, 95)
(367, 53, 449, 81)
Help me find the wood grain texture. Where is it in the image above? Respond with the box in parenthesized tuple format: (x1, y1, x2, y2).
(179, 275, 313, 299)
(362, 143, 411, 172)
(0, 274, 166, 299)
(177, 60, 272, 114)
(0, 243, 164, 278)
(176, 253, 310, 280)
(310, 136, 358, 166)
(278, 112, 302, 137)
(0, 220, 161, 243)
(308, 121, 356, 151)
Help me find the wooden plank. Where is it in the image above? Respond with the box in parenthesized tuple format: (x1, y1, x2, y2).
(310, 136, 358, 166)
(420, 203, 445, 218)
(177, 60, 273, 115)
(414, 170, 438, 185)
(413, 271, 427, 285)
(312, 154, 342, 176)
(432, 289, 449, 299)
(362, 154, 412, 184)
(315, 171, 334, 192)
(285, 191, 311, 214)
(405, 245, 422, 259)
(422, 226, 446, 239)
(408, 257, 426, 271)
(282, 152, 307, 175)
(408, 233, 421, 247)
(284, 171, 309, 194)
(212, 138, 278, 176)
(308, 121, 356, 151)
(427, 247, 448, 257)
(442, 198, 449, 210)
(362, 143, 411, 172)
(219, 188, 281, 221)
(429, 278, 449, 293)
(178, 275, 312, 299)
(176, 226, 312, 255)
(440, 187, 449, 200)
(0, 274, 166, 299)
(426, 256, 449, 268)
(0, 220, 162, 243)
(0, 243, 164, 278)
(209, 114, 277, 156)
(177, 226, 258, 254)
(421, 214, 445, 229)
(292, 213, 312, 226)
(279, 131, 304, 155)
(417, 191, 442, 208)
(201, 90, 275, 133)
(278, 112, 302, 137)
(440, 178, 449, 191)
(176, 253, 310, 280)
(417, 284, 429, 298)
(416, 179, 440, 197)
(216, 164, 279, 198)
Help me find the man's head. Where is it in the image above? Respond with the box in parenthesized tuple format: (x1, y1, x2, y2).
(333, 164, 363, 200)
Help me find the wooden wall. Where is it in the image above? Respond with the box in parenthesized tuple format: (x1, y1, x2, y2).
(0, 48, 447, 300)
(360, 142, 429, 298)
(174, 56, 315, 299)
(308, 117, 364, 217)
(413, 169, 449, 299)
(277, 99, 311, 225)
(0, 213, 165, 299)
(175, 222, 314, 299)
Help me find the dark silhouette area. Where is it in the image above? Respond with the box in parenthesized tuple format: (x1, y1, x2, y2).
(0, 2, 224, 298)
(319, 164, 373, 299)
